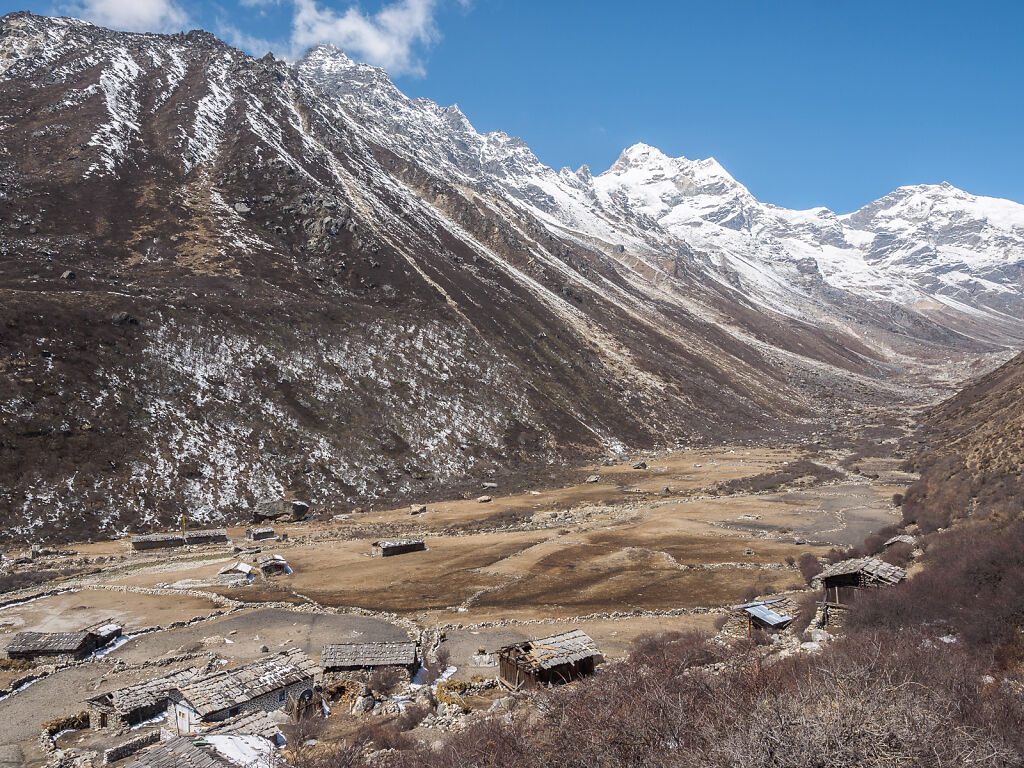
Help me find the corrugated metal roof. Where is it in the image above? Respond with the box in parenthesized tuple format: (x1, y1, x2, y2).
(321, 641, 417, 669)
(175, 649, 316, 718)
(742, 604, 793, 627)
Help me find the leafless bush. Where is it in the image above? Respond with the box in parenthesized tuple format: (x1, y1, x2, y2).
(367, 666, 404, 697)
(354, 722, 414, 752)
(797, 552, 822, 583)
(418, 646, 451, 685)
(394, 702, 429, 732)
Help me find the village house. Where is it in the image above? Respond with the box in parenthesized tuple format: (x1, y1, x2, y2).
(166, 649, 317, 734)
(320, 640, 419, 682)
(5, 619, 122, 662)
(130, 533, 185, 551)
(371, 538, 426, 557)
(498, 630, 602, 690)
(734, 598, 796, 634)
(256, 553, 290, 577)
(184, 529, 229, 546)
(814, 556, 907, 605)
(88, 667, 201, 734)
(245, 526, 277, 541)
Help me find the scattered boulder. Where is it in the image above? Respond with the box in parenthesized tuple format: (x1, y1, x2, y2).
(59, 270, 75, 280)
(632, 461, 647, 470)
(410, 504, 427, 515)
(481, 482, 498, 489)
(476, 495, 492, 504)
(585, 475, 600, 484)
(254, 499, 310, 522)
(234, 201, 252, 214)
(809, 629, 831, 643)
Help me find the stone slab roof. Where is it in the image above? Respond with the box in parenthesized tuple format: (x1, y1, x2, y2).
(175, 649, 316, 718)
(372, 539, 425, 549)
(500, 630, 600, 671)
(89, 667, 201, 714)
(321, 641, 417, 669)
(123, 737, 228, 768)
(208, 709, 284, 741)
(6, 630, 89, 654)
(815, 556, 907, 585)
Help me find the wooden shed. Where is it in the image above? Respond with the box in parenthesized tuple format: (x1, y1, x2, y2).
(498, 630, 602, 690)
(371, 539, 426, 557)
(814, 557, 907, 605)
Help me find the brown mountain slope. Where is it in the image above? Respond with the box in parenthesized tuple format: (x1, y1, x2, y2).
(902, 351, 1024, 530)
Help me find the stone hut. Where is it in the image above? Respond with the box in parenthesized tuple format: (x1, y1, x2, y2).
(184, 529, 229, 546)
(130, 533, 185, 551)
(320, 641, 418, 682)
(167, 649, 317, 734)
(88, 667, 201, 734)
(371, 539, 426, 557)
(245, 527, 277, 541)
(498, 630, 602, 690)
(256, 554, 290, 577)
(5, 619, 122, 662)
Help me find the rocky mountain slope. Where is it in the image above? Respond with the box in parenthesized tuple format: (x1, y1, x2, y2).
(0, 13, 1020, 542)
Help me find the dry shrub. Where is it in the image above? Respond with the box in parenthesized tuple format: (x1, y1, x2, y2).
(418, 646, 451, 686)
(394, 702, 429, 732)
(354, 722, 413, 752)
(862, 523, 900, 555)
(367, 666, 404, 697)
(880, 541, 913, 567)
(790, 590, 820, 637)
(797, 552, 822, 583)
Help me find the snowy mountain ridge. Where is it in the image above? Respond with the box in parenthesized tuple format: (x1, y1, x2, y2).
(298, 43, 1024, 336)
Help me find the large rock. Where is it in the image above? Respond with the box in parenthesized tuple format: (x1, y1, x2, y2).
(253, 499, 310, 522)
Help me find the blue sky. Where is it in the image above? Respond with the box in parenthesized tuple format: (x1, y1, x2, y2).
(6, 0, 1023, 212)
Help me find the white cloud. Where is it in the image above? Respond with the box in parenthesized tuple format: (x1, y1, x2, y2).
(68, 0, 188, 32)
(289, 0, 440, 76)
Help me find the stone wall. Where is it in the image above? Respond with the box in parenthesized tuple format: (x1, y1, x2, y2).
(101, 731, 159, 765)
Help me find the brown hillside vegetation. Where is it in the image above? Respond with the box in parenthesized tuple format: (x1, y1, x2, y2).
(902, 351, 1024, 531)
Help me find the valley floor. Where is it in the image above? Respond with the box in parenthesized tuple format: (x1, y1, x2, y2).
(0, 441, 913, 765)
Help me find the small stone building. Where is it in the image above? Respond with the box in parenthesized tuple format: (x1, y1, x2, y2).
(167, 649, 317, 734)
(814, 557, 907, 605)
(5, 619, 122, 662)
(184, 529, 229, 546)
(256, 554, 290, 577)
(371, 539, 426, 557)
(88, 667, 201, 734)
(245, 527, 277, 541)
(130, 533, 185, 551)
(320, 641, 418, 681)
(498, 630, 602, 690)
